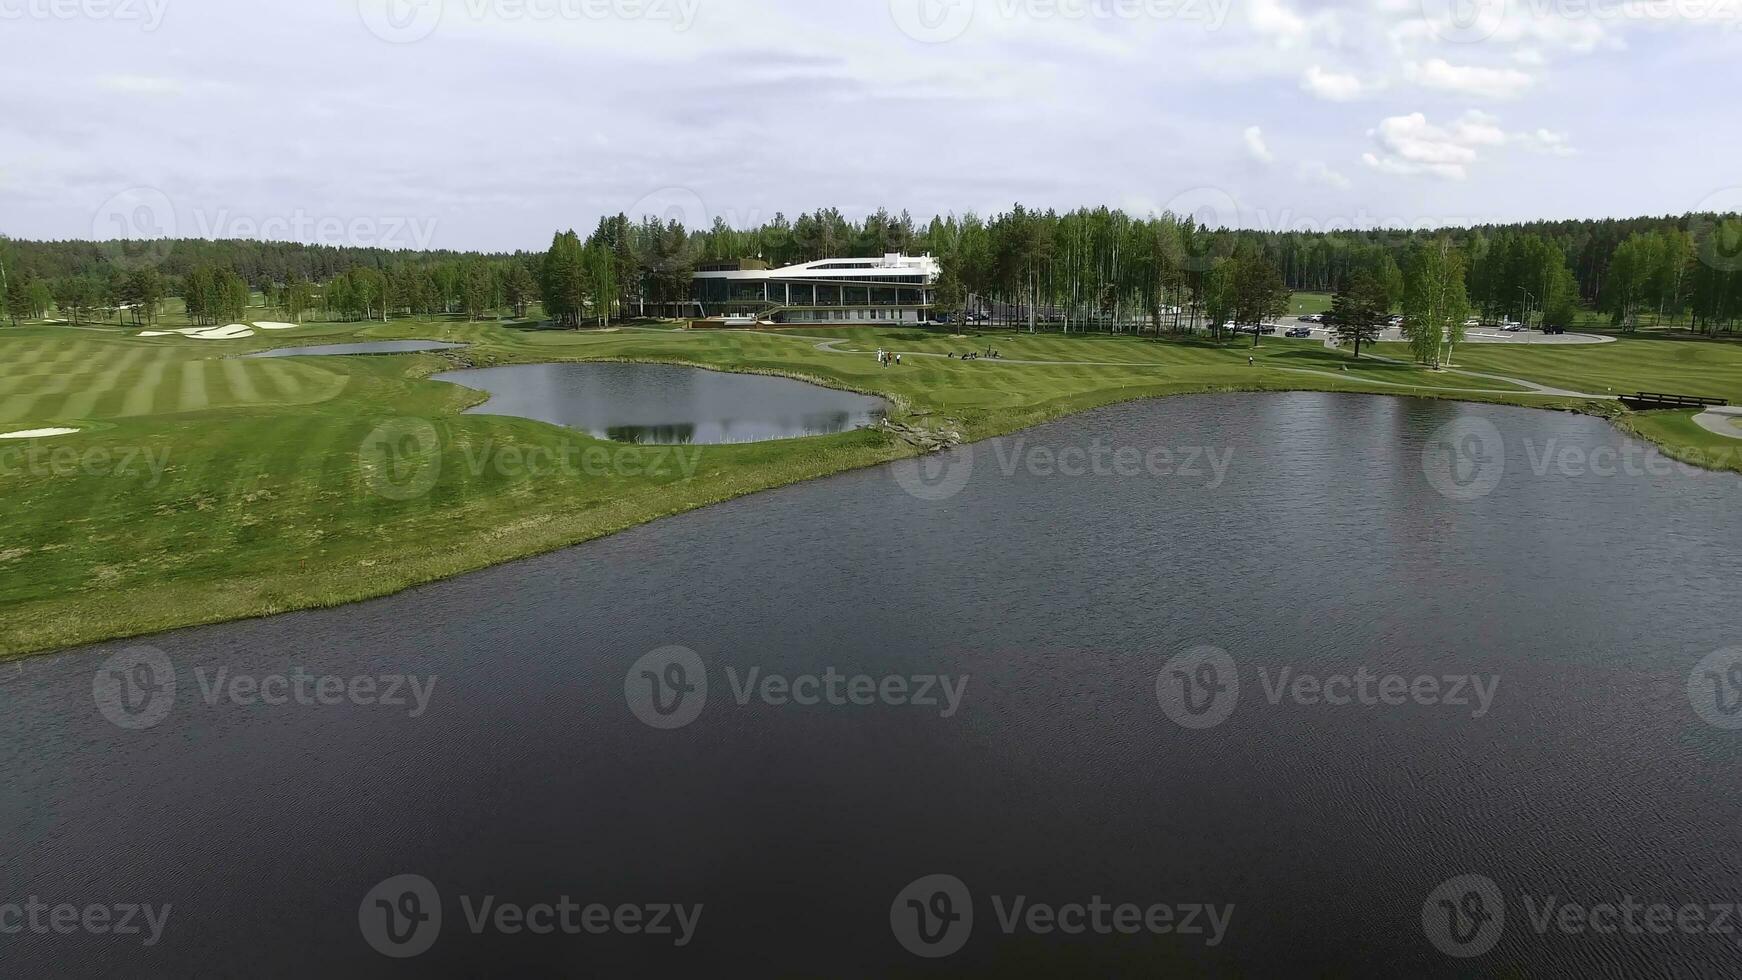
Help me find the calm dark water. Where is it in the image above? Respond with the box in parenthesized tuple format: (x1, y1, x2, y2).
(247, 340, 468, 357)
(5, 393, 1741, 977)
(431, 362, 889, 443)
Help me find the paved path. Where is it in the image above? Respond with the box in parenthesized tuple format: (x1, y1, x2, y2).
(1693, 406, 1742, 440)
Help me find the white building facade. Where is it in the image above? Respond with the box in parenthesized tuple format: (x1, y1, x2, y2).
(692, 254, 940, 324)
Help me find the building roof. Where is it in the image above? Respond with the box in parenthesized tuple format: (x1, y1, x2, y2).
(693, 253, 940, 281)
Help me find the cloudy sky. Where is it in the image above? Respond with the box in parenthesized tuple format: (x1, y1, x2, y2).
(1, 0, 1738, 251)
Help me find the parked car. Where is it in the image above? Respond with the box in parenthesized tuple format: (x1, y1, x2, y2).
(1298, 315, 1317, 323)
(1503, 323, 1525, 333)
(1286, 327, 1313, 338)
(1258, 325, 1278, 335)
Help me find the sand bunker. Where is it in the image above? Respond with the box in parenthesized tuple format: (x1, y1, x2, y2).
(181, 324, 257, 340)
(254, 322, 300, 330)
(0, 428, 80, 440)
(1692, 406, 1742, 440)
(138, 324, 260, 340)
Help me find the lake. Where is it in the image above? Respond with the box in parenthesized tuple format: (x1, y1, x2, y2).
(431, 361, 889, 443)
(246, 341, 468, 357)
(5, 392, 1740, 976)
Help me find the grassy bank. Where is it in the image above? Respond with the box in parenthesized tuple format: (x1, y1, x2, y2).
(1, 312, 1736, 658)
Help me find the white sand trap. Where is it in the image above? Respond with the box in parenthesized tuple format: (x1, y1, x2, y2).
(1692, 406, 1742, 440)
(191, 324, 256, 340)
(140, 331, 174, 337)
(0, 428, 80, 440)
(254, 321, 300, 330)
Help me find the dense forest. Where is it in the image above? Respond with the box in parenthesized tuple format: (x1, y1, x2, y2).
(3, 207, 1739, 335)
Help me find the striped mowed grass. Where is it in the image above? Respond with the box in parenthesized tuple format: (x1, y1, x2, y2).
(0, 331, 347, 425)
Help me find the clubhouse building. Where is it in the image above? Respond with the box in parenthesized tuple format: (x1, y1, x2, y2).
(690, 253, 940, 325)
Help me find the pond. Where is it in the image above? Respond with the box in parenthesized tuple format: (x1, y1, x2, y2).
(246, 340, 468, 357)
(7, 392, 1742, 976)
(431, 361, 890, 444)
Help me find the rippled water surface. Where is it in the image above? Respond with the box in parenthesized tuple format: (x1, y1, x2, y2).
(6, 392, 1740, 977)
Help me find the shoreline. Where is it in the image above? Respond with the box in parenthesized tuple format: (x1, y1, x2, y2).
(3, 360, 1714, 668)
(3, 332, 1734, 661)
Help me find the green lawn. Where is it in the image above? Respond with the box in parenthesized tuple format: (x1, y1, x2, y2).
(1400, 334, 1742, 403)
(1, 312, 1736, 658)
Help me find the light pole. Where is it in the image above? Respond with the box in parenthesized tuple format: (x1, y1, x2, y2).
(1519, 287, 1535, 344)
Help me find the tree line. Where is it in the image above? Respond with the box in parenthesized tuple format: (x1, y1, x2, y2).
(5, 208, 1741, 334)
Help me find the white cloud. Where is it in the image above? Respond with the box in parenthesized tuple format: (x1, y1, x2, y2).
(1298, 160, 1351, 190)
(1406, 59, 1535, 100)
(95, 74, 184, 96)
(1246, 0, 1309, 41)
(1365, 109, 1577, 180)
(1516, 128, 1578, 157)
(1363, 151, 1467, 181)
(1244, 126, 1274, 164)
(1300, 65, 1369, 102)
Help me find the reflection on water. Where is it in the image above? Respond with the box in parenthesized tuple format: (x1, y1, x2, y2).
(604, 412, 855, 444)
(432, 362, 888, 444)
(605, 423, 697, 445)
